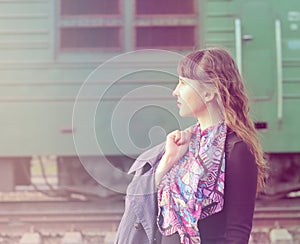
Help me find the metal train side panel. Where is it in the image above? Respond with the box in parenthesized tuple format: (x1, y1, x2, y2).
(0, 0, 197, 193)
(0, 0, 54, 61)
(204, 0, 300, 153)
(0, 1, 196, 158)
(275, 0, 300, 153)
(0, 64, 195, 156)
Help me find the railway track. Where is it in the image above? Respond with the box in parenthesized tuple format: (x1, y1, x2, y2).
(0, 197, 299, 231)
(0, 199, 124, 235)
(254, 198, 300, 228)
(0, 196, 299, 243)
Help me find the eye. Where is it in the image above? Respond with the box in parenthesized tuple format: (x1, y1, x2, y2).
(179, 79, 185, 85)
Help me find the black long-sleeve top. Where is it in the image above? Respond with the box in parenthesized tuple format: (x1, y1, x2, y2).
(198, 139, 258, 243)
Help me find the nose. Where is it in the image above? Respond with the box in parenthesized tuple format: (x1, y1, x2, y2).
(172, 83, 179, 97)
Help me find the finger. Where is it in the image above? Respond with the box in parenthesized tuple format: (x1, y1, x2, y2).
(180, 131, 189, 143)
(179, 131, 191, 145)
(166, 131, 178, 146)
(174, 131, 181, 143)
(167, 131, 176, 140)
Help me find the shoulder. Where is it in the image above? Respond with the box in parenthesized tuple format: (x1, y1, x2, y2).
(225, 129, 257, 178)
(225, 129, 242, 158)
(128, 141, 165, 174)
(225, 128, 255, 159)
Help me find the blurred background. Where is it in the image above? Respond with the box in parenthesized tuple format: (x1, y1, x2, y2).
(0, 0, 299, 243)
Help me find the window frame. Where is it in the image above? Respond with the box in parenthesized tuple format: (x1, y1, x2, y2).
(59, 0, 123, 18)
(58, 0, 123, 52)
(134, 24, 198, 50)
(59, 25, 123, 51)
(134, 0, 197, 18)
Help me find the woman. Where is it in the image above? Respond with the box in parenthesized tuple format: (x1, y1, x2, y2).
(115, 48, 267, 244)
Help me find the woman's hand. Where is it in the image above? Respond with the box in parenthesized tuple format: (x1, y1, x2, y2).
(155, 127, 193, 186)
(164, 128, 192, 162)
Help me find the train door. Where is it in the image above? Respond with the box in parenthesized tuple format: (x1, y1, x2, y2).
(238, 1, 276, 128)
(235, 0, 300, 197)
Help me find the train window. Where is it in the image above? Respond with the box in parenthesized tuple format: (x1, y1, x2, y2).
(135, 26, 196, 49)
(58, 0, 122, 51)
(135, 0, 195, 15)
(61, 0, 120, 16)
(60, 27, 121, 50)
(58, 0, 197, 52)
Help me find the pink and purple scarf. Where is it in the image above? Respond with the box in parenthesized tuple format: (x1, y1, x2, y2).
(157, 121, 227, 243)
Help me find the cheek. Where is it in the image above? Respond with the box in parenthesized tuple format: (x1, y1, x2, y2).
(189, 89, 204, 104)
(190, 92, 206, 112)
(180, 85, 205, 108)
(181, 95, 203, 113)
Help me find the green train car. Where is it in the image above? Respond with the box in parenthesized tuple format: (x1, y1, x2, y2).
(0, 0, 299, 199)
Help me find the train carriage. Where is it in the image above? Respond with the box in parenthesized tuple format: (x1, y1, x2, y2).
(0, 0, 299, 199)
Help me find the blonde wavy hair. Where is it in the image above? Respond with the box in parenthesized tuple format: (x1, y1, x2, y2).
(177, 47, 267, 192)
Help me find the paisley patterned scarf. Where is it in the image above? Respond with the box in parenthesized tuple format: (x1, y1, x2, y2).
(157, 121, 227, 243)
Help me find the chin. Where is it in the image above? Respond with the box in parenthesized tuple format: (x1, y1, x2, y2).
(179, 110, 191, 118)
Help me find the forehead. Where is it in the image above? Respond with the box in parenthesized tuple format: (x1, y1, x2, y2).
(178, 76, 216, 94)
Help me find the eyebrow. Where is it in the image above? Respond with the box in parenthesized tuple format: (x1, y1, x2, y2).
(179, 76, 198, 83)
(179, 77, 195, 85)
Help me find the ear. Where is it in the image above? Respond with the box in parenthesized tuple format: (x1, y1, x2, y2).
(204, 91, 215, 103)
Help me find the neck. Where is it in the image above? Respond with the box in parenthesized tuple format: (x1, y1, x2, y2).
(197, 103, 224, 131)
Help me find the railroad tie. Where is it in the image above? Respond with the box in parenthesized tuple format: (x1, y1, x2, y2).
(270, 228, 293, 244)
(61, 232, 83, 244)
(19, 232, 42, 244)
(104, 232, 117, 244)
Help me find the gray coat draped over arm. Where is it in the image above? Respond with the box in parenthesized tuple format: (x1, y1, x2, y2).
(114, 142, 165, 244)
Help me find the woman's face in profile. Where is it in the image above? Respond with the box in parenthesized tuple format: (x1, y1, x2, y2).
(172, 76, 207, 119)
